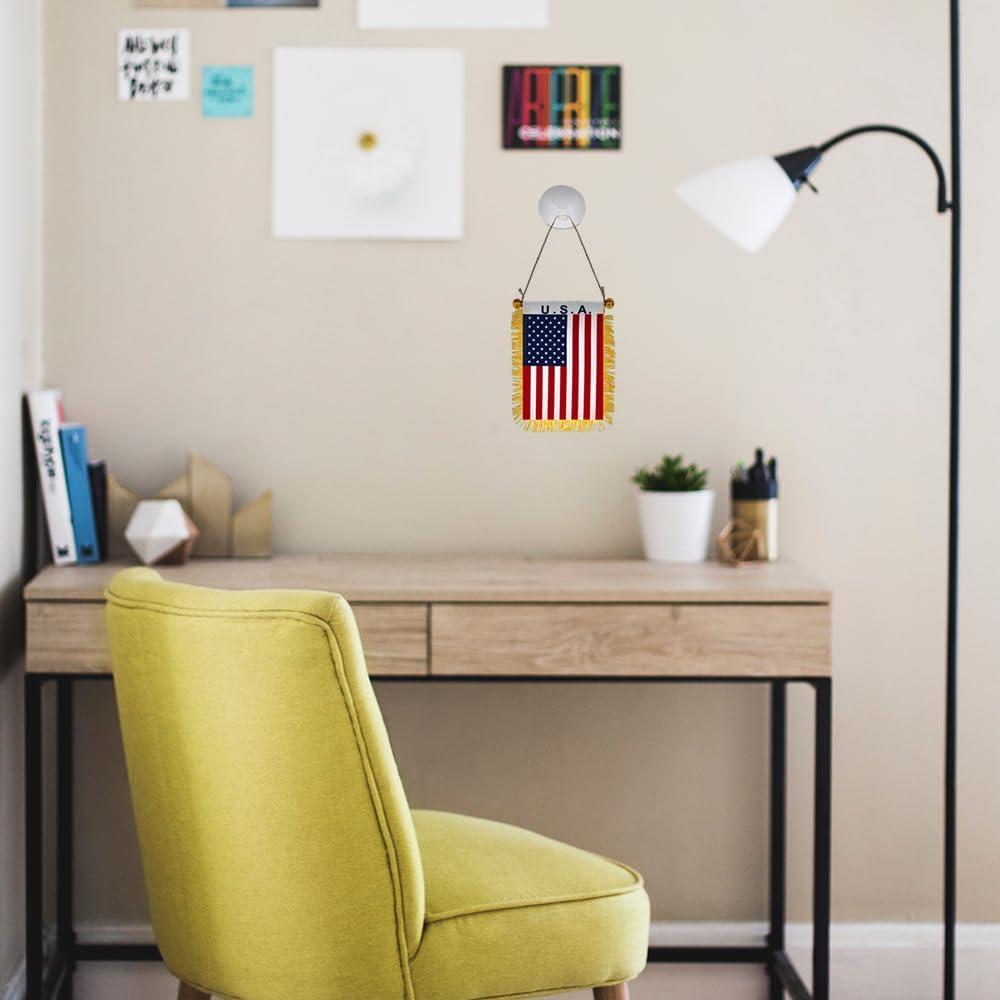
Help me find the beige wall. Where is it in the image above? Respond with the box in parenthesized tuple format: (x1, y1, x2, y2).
(43, 0, 1000, 929)
(1, 0, 42, 986)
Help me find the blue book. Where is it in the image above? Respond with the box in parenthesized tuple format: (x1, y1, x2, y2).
(59, 425, 100, 563)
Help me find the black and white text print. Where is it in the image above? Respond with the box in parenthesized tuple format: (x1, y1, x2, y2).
(118, 29, 191, 101)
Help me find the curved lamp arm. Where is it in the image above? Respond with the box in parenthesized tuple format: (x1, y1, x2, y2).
(782, 124, 951, 213)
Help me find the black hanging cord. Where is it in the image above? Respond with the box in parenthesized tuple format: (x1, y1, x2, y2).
(518, 219, 556, 301)
(570, 220, 606, 301)
(518, 215, 607, 302)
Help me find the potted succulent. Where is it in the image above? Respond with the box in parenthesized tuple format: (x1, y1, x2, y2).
(632, 455, 714, 562)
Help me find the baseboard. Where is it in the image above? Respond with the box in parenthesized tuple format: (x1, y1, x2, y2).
(649, 921, 1000, 950)
(4, 920, 995, 999)
(1, 961, 25, 1000)
(74, 919, 1000, 951)
(77, 922, 157, 946)
(2, 924, 58, 1000)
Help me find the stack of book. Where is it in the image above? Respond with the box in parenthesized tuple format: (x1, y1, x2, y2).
(27, 388, 108, 567)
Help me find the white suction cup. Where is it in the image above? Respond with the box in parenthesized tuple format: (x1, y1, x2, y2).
(538, 185, 585, 229)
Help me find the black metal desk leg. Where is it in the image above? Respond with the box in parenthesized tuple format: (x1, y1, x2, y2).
(57, 678, 75, 998)
(25, 674, 44, 1000)
(812, 679, 832, 1000)
(768, 681, 787, 999)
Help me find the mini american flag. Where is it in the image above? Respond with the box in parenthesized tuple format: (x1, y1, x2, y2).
(512, 301, 614, 431)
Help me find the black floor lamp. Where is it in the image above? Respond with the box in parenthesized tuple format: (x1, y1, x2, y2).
(674, 2, 962, 997)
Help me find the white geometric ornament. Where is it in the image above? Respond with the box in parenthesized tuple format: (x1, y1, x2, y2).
(124, 499, 200, 566)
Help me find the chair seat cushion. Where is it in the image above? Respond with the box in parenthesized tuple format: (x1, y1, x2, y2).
(410, 810, 649, 1000)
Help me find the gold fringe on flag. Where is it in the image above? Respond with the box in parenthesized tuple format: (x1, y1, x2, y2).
(511, 304, 615, 432)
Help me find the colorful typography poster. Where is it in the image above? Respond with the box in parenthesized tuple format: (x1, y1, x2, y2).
(502, 65, 621, 150)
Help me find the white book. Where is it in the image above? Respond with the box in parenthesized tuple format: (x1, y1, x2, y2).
(27, 389, 77, 566)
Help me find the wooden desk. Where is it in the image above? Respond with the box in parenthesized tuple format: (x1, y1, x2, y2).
(23, 556, 832, 1000)
(26, 554, 831, 678)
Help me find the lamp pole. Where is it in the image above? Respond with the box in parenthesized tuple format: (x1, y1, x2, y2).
(944, 3, 961, 997)
(784, 3, 963, 994)
(675, 2, 962, 995)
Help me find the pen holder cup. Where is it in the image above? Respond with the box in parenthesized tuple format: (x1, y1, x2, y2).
(731, 498, 778, 562)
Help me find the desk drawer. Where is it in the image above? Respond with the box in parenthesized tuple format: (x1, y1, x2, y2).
(431, 603, 830, 677)
(26, 601, 429, 677)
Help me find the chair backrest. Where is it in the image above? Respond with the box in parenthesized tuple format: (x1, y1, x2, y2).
(106, 568, 424, 1000)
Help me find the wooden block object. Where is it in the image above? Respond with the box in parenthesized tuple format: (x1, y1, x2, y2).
(189, 453, 233, 557)
(231, 491, 272, 558)
(106, 454, 272, 562)
(106, 474, 141, 559)
(155, 472, 191, 511)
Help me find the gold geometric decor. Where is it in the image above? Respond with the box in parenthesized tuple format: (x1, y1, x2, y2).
(231, 490, 273, 558)
(108, 452, 271, 559)
(106, 473, 141, 559)
(717, 518, 765, 567)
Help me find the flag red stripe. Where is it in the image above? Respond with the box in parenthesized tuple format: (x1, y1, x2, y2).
(559, 353, 567, 419)
(535, 365, 543, 420)
(583, 313, 592, 420)
(547, 365, 555, 419)
(522, 364, 531, 419)
(571, 314, 580, 420)
(596, 313, 604, 420)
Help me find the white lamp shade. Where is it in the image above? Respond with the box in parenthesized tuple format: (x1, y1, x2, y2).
(675, 157, 797, 253)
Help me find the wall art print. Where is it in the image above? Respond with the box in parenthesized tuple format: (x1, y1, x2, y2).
(357, 0, 547, 28)
(134, 1, 318, 8)
(503, 65, 622, 150)
(118, 29, 190, 101)
(202, 66, 254, 117)
(273, 47, 464, 240)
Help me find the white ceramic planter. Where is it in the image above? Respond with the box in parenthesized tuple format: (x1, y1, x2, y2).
(636, 489, 715, 563)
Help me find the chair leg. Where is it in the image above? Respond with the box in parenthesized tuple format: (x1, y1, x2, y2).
(177, 983, 211, 1000)
(594, 985, 630, 1000)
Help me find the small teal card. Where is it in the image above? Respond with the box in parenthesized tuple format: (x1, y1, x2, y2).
(202, 66, 254, 118)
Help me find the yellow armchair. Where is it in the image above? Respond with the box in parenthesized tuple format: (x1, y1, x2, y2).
(107, 568, 649, 1000)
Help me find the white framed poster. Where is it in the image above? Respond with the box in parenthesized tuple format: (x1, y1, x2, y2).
(273, 47, 464, 240)
(357, 0, 547, 29)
